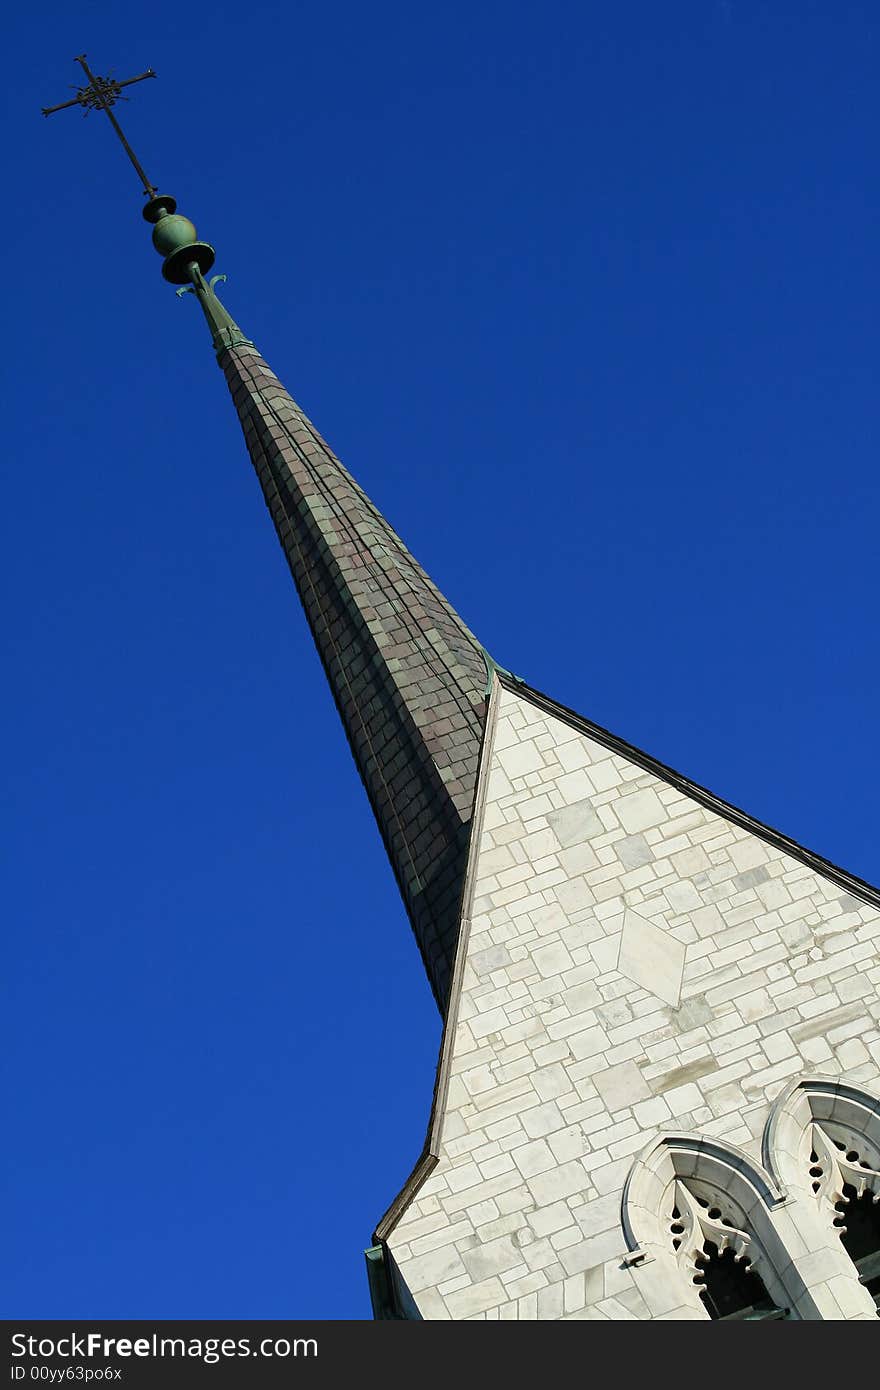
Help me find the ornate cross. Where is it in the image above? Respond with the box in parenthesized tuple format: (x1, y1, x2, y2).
(42, 54, 158, 198)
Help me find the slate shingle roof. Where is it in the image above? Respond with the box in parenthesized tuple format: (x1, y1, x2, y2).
(219, 343, 490, 1010)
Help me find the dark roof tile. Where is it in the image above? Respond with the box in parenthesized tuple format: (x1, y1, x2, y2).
(218, 344, 491, 1010)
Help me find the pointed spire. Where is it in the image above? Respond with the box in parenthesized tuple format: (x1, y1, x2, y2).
(42, 56, 494, 1010)
(136, 188, 494, 1006)
(215, 340, 493, 1008)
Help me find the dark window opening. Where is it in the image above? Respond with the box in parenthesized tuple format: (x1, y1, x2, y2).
(693, 1242, 787, 1321)
(836, 1185, 880, 1314)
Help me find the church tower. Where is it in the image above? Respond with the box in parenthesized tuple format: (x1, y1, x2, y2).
(164, 218, 880, 1326)
(51, 60, 880, 1321)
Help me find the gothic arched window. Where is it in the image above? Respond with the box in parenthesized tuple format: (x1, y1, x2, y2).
(765, 1076, 880, 1319)
(669, 1181, 788, 1321)
(809, 1128, 880, 1314)
(622, 1135, 811, 1319)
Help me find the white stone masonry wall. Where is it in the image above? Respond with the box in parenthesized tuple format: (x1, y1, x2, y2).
(384, 684, 880, 1319)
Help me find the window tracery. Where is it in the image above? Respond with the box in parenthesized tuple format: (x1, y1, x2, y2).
(764, 1076, 880, 1319)
(617, 1082, 880, 1321)
(622, 1134, 806, 1319)
(807, 1124, 880, 1313)
(668, 1179, 787, 1321)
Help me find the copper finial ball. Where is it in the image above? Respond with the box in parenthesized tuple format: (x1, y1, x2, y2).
(142, 193, 215, 284)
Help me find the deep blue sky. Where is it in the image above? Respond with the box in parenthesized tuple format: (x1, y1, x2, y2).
(4, 2, 877, 1319)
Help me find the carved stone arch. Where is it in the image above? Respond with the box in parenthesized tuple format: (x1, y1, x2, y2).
(764, 1076, 880, 1194)
(622, 1133, 819, 1319)
(764, 1077, 880, 1316)
(622, 1132, 784, 1253)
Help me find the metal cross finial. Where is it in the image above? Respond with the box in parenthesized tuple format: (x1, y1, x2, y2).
(42, 54, 158, 198)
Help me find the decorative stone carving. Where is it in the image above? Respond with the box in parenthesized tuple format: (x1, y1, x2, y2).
(670, 1179, 751, 1273)
(809, 1125, 880, 1209)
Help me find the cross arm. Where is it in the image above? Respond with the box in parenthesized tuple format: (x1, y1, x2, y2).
(42, 67, 156, 116)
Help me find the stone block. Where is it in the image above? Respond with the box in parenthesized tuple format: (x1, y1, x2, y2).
(511, 1139, 556, 1178)
(592, 1059, 651, 1111)
(404, 1242, 469, 1293)
(547, 799, 604, 847)
(496, 742, 544, 779)
(525, 1159, 590, 1206)
(557, 769, 600, 804)
(617, 788, 666, 834)
(568, 1025, 611, 1061)
(615, 834, 655, 869)
(728, 838, 769, 873)
(445, 1277, 507, 1319)
(632, 1094, 672, 1127)
(558, 1229, 623, 1275)
(618, 909, 685, 1007)
(521, 1101, 565, 1140)
(526, 1202, 576, 1238)
(460, 1235, 522, 1282)
(533, 940, 575, 978)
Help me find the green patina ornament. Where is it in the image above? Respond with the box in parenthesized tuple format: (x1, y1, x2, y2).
(161, 237, 215, 285)
(143, 193, 215, 284)
(151, 212, 198, 257)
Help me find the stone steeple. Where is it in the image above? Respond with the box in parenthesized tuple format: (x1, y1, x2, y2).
(216, 337, 492, 1009)
(48, 62, 880, 1321)
(141, 201, 492, 1009)
(39, 54, 492, 1011)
